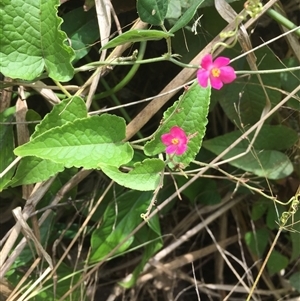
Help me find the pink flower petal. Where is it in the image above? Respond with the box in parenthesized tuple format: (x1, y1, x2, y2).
(170, 126, 183, 136)
(161, 133, 173, 145)
(210, 75, 223, 90)
(219, 66, 236, 83)
(197, 69, 209, 88)
(200, 54, 213, 70)
(175, 144, 187, 155)
(161, 126, 188, 155)
(197, 54, 235, 90)
(166, 144, 177, 154)
(170, 126, 188, 143)
(213, 56, 230, 68)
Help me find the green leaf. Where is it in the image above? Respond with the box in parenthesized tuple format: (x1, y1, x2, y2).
(251, 198, 268, 221)
(32, 96, 87, 139)
(248, 125, 298, 151)
(0, 107, 16, 191)
(169, 0, 205, 33)
(26, 110, 42, 135)
(203, 125, 298, 152)
(219, 48, 282, 126)
(203, 126, 295, 180)
(62, 7, 100, 62)
(144, 82, 211, 168)
(38, 166, 78, 209)
(35, 262, 83, 301)
(137, 0, 169, 25)
(244, 228, 269, 257)
(281, 57, 300, 110)
(289, 272, 300, 292)
(170, 5, 227, 64)
(0, 0, 74, 81)
(10, 157, 65, 187)
(121, 211, 162, 288)
(14, 114, 133, 169)
(101, 30, 173, 50)
(176, 177, 221, 205)
(101, 159, 165, 191)
(9, 97, 86, 187)
(89, 191, 153, 262)
(121, 224, 162, 288)
(266, 202, 284, 230)
(166, 0, 182, 19)
(267, 250, 289, 276)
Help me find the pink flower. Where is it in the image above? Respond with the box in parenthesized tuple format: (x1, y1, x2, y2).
(161, 126, 188, 155)
(197, 54, 236, 90)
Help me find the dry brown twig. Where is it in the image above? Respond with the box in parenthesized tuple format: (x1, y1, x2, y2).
(0, 177, 56, 277)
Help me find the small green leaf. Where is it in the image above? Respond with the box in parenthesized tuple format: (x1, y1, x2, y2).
(32, 96, 87, 139)
(169, 0, 205, 33)
(101, 30, 173, 50)
(289, 272, 300, 292)
(137, 0, 169, 25)
(0, 0, 74, 81)
(203, 126, 295, 180)
(219, 48, 281, 126)
(267, 250, 289, 276)
(144, 82, 211, 168)
(176, 177, 221, 205)
(0, 107, 16, 191)
(121, 224, 162, 288)
(89, 191, 153, 262)
(244, 228, 269, 257)
(34, 262, 83, 300)
(101, 159, 165, 191)
(15, 114, 133, 169)
(281, 57, 300, 110)
(250, 125, 298, 151)
(166, 0, 181, 19)
(26, 110, 42, 135)
(10, 157, 65, 187)
(251, 199, 268, 221)
(203, 125, 298, 153)
(62, 7, 100, 62)
(266, 203, 284, 230)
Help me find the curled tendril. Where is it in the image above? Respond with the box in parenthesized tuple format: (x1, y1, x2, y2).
(291, 199, 299, 214)
(280, 211, 291, 226)
(279, 190, 299, 228)
(212, 1, 263, 53)
(140, 213, 149, 222)
(212, 16, 243, 53)
(244, 0, 263, 18)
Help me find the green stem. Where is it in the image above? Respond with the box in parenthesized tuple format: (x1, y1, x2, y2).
(76, 49, 300, 80)
(95, 41, 147, 100)
(266, 8, 300, 37)
(161, 24, 172, 55)
(53, 80, 72, 98)
(235, 65, 300, 74)
(76, 57, 165, 71)
(168, 57, 199, 69)
(75, 54, 199, 72)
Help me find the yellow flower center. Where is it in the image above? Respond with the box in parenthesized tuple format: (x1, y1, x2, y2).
(171, 138, 179, 145)
(211, 67, 220, 78)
